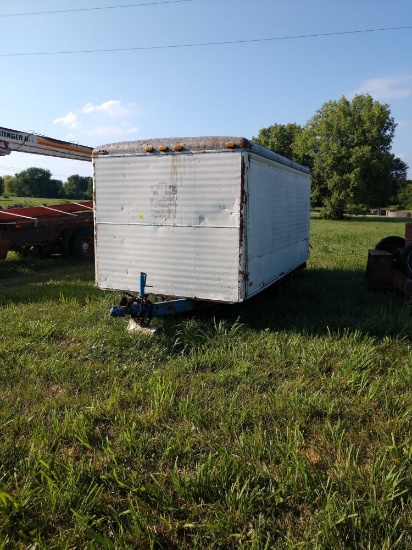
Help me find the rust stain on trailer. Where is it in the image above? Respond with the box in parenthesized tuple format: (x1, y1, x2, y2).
(238, 154, 248, 294)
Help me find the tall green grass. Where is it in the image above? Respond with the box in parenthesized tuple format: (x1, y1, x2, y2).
(1, 217, 412, 548)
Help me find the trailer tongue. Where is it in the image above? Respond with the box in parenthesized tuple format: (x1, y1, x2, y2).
(109, 271, 198, 333)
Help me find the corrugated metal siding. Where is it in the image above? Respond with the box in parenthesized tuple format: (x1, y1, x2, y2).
(94, 151, 242, 302)
(245, 153, 310, 297)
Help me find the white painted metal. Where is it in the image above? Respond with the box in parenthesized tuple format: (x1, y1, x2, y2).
(94, 151, 243, 302)
(244, 153, 311, 298)
(93, 138, 311, 303)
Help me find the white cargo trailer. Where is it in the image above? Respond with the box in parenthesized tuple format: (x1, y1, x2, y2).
(93, 137, 310, 303)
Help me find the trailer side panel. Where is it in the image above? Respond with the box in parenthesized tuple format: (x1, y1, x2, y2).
(244, 153, 311, 298)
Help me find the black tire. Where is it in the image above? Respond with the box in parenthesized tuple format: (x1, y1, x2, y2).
(71, 227, 94, 259)
(139, 301, 153, 327)
(130, 299, 153, 327)
(375, 236, 405, 254)
(16, 247, 30, 258)
(59, 229, 77, 258)
(400, 243, 412, 277)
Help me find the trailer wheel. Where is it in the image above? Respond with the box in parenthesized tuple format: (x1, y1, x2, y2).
(138, 301, 153, 327)
(400, 243, 412, 277)
(16, 247, 30, 258)
(375, 236, 405, 254)
(60, 229, 76, 258)
(72, 228, 94, 259)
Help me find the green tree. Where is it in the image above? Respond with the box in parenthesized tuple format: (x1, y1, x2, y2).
(48, 179, 64, 199)
(3, 175, 16, 195)
(0, 176, 4, 196)
(391, 157, 409, 205)
(14, 167, 63, 198)
(397, 180, 412, 209)
(63, 174, 92, 199)
(294, 94, 397, 219)
(253, 123, 303, 162)
(87, 177, 93, 198)
(391, 156, 409, 182)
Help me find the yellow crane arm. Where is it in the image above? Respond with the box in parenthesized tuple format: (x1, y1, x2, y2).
(0, 126, 92, 161)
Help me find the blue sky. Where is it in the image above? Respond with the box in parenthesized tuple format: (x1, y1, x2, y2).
(1, 0, 411, 181)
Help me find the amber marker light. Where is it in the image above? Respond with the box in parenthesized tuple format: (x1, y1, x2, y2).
(173, 144, 183, 151)
(225, 142, 235, 148)
(145, 146, 154, 152)
(159, 145, 168, 152)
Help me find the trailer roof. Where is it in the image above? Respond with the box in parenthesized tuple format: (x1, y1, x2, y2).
(92, 136, 310, 174)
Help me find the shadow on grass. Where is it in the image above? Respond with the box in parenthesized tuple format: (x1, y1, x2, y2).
(0, 256, 100, 305)
(2, 255, 411, 340)
(199, 267, 412, 340)
(0, 254, 91, 277)
(0, 280, 104, 306)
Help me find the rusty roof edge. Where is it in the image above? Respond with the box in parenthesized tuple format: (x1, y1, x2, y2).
(93, 136, 251, 155)
(92, 135, 310, 174)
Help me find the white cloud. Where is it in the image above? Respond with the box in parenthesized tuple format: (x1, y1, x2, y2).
(348, 76, 412, 100)
(81, 100, 137, 117)
(53, 99, 139, 143)
(53, 111, 80, 129)
(396, 120, 410, 128)
(52, 100, 140, 145)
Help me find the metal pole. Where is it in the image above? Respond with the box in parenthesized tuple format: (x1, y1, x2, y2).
(140, 272, 147, 298)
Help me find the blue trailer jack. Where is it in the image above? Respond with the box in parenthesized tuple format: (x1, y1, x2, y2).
(109, 272, 198, 327)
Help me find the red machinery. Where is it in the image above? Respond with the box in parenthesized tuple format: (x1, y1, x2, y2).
(0, 201, 94, 259)
(366, 223, 412, 298)
(0, 125, 93, 260)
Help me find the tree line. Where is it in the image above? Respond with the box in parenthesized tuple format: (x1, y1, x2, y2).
(0, 169, 92, 200)
(253, 94, 410, 219)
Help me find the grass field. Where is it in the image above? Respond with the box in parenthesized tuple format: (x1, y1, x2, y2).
(0, 197, 72, 209)
(1, 216, 412, 549)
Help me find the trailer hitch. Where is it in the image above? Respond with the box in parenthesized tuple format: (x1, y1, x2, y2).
(110, 272, 198, 327)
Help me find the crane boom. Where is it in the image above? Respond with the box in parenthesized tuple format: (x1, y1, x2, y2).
(0, 126, 92, 161)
